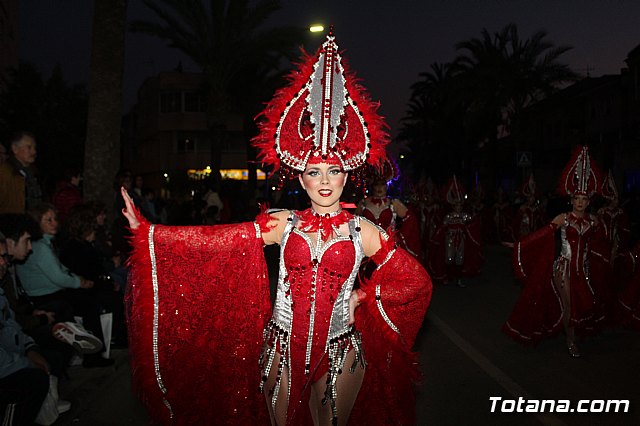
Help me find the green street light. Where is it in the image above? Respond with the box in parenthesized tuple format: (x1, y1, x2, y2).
(309, 25, 324, 33)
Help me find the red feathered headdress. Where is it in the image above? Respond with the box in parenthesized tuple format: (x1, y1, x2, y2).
(443, 175, 465, 205)
(601, 169, 619, 200)
(252, 28, 389, 177)
(368, 157, 399, 184)
(557, 145, 601, 198)
(520, 173, 538, 198)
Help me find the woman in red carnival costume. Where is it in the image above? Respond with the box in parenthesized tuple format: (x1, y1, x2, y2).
(121, 29, 431, 426)
(503, 146, 610, 358)
(428, 176, 483, 287)
(598, 170, 631, 264)
(355, 159, 422, 260)
(512, 174, 546, 241)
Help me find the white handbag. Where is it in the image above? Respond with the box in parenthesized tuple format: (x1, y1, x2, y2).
(35, 375, 59, 425)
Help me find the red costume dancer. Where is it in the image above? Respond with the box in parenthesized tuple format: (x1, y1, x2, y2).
(512, 174, 545, 240)
(503, 146, 609, 358)
(428, 176, 483, 287)
(618, 241, 640, 330)
(598, 170, 631, 263)
(123, 29, 431, 426)
(356, 159, 422, 260)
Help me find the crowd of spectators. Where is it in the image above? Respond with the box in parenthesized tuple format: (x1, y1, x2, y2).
(0, 131, 130, 424)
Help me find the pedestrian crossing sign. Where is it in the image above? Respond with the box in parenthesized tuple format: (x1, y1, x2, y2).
(516, 151, 532, 167)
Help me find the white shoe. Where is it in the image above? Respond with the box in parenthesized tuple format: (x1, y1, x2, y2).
(57, 399, 71, 414)
(53, 322, 103, 355)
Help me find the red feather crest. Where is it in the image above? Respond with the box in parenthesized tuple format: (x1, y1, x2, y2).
(252, 29, 389, 175)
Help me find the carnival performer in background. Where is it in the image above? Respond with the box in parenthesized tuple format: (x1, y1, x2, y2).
(598, 170, 631, 264)
(121, 30, 431, 426)
(355, 159, 422, 260)
(428, 176, 482, 287)
(415, 177, 443, 262)
(503, 146, 609, 358)
(492, 186, 513, 243)
(512, 174, 546, 241)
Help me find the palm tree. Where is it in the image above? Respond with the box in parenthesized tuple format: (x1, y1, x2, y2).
(130, 0, 305, 174)
(83, 0, 128, 210)
(399, 62, 466, 180)
(453, 23, 578, 144)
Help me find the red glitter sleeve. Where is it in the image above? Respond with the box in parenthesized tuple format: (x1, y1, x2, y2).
(503, 224, 561, 344)
(126, 221, 271, 425)
(352, 248, 432, 426)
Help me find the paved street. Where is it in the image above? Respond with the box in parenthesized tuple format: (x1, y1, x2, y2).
(55, 243, 640, 425)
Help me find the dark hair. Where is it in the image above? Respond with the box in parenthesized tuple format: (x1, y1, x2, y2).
(0, 213, 39, 241)
(64, 204, 97, 240)
(84, 200, 107, 216)
(27, 203, 57, 229)
(113, 170, 133, 190)
(62, 167, 82, 182)
(9, 131, 36, 147)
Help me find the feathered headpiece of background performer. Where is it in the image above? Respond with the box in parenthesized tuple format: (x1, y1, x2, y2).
(415, 177, 439, 202)
(366, 157, 399, 184)
(557, 145, 602, 198)
(601, 169, 619, 201)
(443, 175, 465, 205)
(252, 27, 390, 181)
(520, 173, 539, 199)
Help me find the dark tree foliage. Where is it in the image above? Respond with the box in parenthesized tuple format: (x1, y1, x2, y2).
(0, 62, 88, 196)
(399, 23, 578, 185)
(130, 0, 306, 178)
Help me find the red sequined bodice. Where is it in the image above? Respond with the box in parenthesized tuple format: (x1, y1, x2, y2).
(362, 201, 395, 230)
(284, 231, 356, 377)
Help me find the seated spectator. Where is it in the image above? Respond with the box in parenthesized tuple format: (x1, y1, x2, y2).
(52, 168, 83, 225)
(0, 231, 70, 424)
(60, 205, 127, 346)
(0, 214, 102, 360)
(15, 204, 113, 368)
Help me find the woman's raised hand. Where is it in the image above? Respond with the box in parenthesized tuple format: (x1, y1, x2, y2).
(121, 186, 140, 230)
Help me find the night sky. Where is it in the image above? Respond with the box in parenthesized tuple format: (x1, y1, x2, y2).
(19, 0, 640, 137)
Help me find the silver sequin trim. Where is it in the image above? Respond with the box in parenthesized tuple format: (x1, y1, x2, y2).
(148, 225, 174, 420)
(516, 242, 526, 277)
(253, 221, 261, 239)
(375, 282, 400, 335)
(376, 248, 396, 271)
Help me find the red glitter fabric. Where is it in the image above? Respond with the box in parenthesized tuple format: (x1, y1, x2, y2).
(126, 220, 272, 425)
(283, 230, 356, 422)
(351, 248, 432, 426)
(126, 215, 432, 425)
